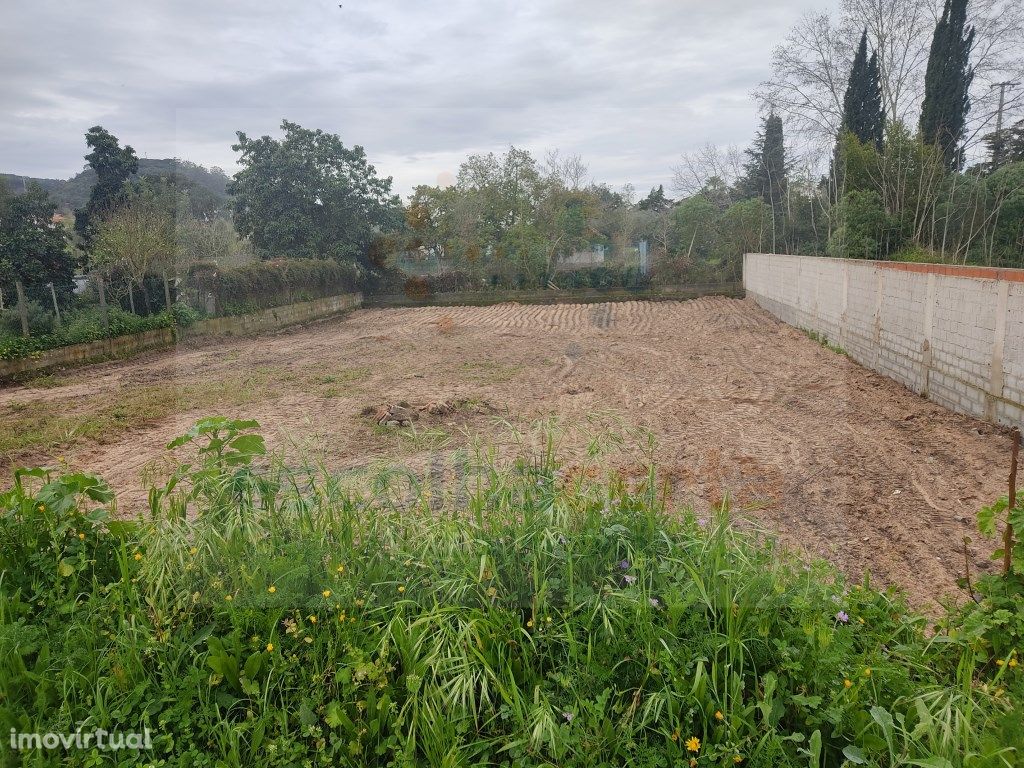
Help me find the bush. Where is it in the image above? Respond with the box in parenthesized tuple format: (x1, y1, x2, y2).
(186, 258, 363, 315)
(0, 417, 1019, 766)
(0, 306, 178, 361)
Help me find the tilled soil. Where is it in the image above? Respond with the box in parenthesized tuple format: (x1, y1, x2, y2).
(1, 297, 1013, 608)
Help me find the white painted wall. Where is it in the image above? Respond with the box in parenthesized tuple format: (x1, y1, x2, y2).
(744, 253, 1024, 429)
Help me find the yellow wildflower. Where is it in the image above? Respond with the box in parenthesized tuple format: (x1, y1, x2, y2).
(734, 756, 743, 764)
(397, 585, 405, 594)
(266, 643, 274, 652)
(322, 589, 332, 598)
(133, 552, 142, 561)
(844, 679, 852, 689)
(78, 532, 86, 540)
(714, 710, 724, 721)
(486, 587, 497, 598)
(670, 730, 679, 742)
(37, 504, 45, 512)
(267, 585, 276, 594)
(526, 619, 534, 628)
(1009, 658, 1018, 668)
(336, 564, 345, 573)
(308, 615, 317, 624)
(996, 659, 1005, 667)
(189, 547, 198, 556)
(225, 595, 233, 601)
(685, 736, 700, 752)
(863, 668, 872, 677)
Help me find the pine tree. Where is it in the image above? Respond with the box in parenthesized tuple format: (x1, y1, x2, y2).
(920, 0, 975, 170)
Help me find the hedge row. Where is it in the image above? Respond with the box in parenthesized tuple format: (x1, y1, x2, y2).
(0, 305, 198, 362)
(186, 259, 362, 315)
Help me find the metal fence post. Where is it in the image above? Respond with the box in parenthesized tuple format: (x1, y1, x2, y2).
(15, 279, 29, 338)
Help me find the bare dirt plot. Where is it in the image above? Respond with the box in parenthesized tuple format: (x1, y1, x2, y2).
(0, 297, 1013, 609)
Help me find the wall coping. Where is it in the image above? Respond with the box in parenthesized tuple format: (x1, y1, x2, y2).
(746, 253, 1024, 283)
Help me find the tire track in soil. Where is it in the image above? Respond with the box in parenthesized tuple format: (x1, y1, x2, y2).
(1, 296, 1012, 609)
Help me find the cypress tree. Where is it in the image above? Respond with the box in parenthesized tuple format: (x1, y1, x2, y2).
(920, 0, 975, 170)
(737, 113, 788, 250)
(839, 30, 885, 149)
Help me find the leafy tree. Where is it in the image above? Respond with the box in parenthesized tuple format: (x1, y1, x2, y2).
(229, 120, 403, 263)
(920, 0, 975, 170)
(840, 29, 886, 149)
(828, 189, 900, 258)
(0, 180, 74, 306)
(637, 185, 671, 212)
(74, 126, 139, 249)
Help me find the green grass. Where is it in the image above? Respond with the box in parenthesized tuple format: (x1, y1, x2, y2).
(0, 417, 1020, 767)
(803, 329, 849, 357)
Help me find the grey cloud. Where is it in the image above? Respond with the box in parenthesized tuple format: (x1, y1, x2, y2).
(1, 0, 842, 193)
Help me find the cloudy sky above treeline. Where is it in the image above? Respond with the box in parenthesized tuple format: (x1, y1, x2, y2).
(2, 0, 841, 196)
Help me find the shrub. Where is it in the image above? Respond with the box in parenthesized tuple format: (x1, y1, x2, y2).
(0, 418, 1019, 766)
(186, 258, 362, 315)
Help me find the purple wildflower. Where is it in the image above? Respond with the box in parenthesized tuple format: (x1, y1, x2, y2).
(836, 610, 849, 623)
(562, 711, 574, 722)
(649, 597, 661, 608)
(618, 559, 631, 570)
(623, 574, 637, 585)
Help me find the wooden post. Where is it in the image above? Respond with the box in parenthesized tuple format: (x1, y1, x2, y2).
(97, 274, 110, 334)
(15, 279, 29, 338)
(1006, 428, 1020, 575)
(48, 282, 62, 328)
(163, 270, 173, 313)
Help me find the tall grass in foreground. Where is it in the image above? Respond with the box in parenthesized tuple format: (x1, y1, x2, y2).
(0, 417, 1020, 767)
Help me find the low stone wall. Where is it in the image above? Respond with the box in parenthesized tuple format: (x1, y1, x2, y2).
(181, 292, 362, 338)
(0, 293, 362, 382)
(364, 282, 743, 308)
(744, 253, 1024, 429)
(0, 327, 176, 381)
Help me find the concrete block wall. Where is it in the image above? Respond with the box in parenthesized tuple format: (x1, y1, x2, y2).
(744, 253, 1024, 429)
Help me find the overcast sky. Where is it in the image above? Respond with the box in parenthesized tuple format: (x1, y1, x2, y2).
(2, 0, 841, 197)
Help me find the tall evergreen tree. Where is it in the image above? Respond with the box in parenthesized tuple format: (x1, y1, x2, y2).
(919, 0, 975, 170)
(737, 113, 788, 250)
(840, 30, 886, 150)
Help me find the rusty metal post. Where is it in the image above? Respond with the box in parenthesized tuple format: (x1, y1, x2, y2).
(1006, 428, 1020, 575)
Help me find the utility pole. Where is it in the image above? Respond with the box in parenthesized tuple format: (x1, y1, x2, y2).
(990, 81, 1020, 168)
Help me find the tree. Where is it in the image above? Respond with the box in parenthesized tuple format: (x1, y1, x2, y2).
(737, 114, 789, 250)
(920, 0, 976, 169)
(74, 126, 139, 249)
(841, 30, 887, 148)
(229, 120, 403, 263)
(0, 180, 74, 307)
(637, 185, 671, 212)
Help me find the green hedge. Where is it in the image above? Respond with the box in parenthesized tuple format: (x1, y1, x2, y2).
(0, 305, 198, 361)
(187, 258, 362, 315)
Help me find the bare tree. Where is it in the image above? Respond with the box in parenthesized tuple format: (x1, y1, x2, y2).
(543, 149, 589, 190)
(672, 143, 745, 198)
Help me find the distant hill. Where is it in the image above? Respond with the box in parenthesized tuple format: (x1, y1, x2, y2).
(0, 159, 231, 212)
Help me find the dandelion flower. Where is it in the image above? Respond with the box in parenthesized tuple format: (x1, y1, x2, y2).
(397, 585, 405, 594)
(996, 659, 1005, 666)
(308, 615, 317, 624)
(714, 710, 724, 721)
(37, 504, 45, 512)
(526, 619, 534, 628)
(1009, 658, 1018, 668)
(322, 589, 332, 598)
(267, 585, 276, 594)
(685, 736, 700, 752)
(844, 679, 852, 688)
(336, 564, 345, 573)
(133, 552, 142, 561)
(78, 532, 85, 540)
(266, 643, 274, 652)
